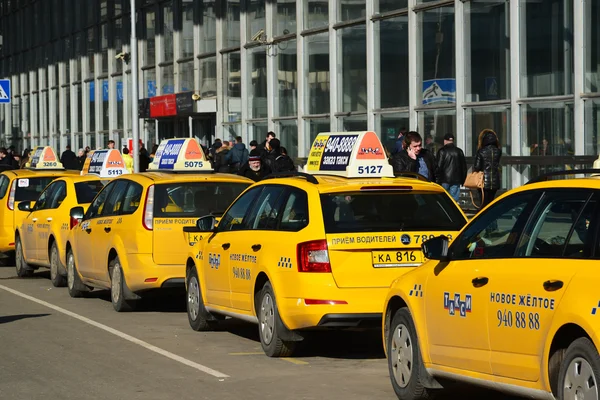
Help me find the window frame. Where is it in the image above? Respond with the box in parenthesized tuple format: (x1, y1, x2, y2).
(216, 186, 264, 232)
(84, 180, 116, 220)
(33, 181, 59, 211)
(99, 179, 130, 217)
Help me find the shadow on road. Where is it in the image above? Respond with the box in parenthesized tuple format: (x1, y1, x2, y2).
(85, 289, 187, 313)
(0, 313, 50, 324)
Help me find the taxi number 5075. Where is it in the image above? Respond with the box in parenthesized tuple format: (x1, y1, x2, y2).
(184, 161, 204, 168)
(357, 165, 383, 175)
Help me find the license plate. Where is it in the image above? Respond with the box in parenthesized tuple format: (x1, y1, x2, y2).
(371, 250, 424, 268)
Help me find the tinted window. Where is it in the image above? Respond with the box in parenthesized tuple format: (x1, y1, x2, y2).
(85, 182, 115, 219)
(48, 181, 67, 209)
(280, 189, 309, 231)
(245, 186, 287, 230)
(154, 182, 249, 218)
(320, 191, 466, 234)
(451, 192, 538, 260)
(0, 175, 10, 199)
(122, 182, 144, 215)
(100, 180, 129, 216)
(218, 187, 263, 232)
(15, 177, 57, 202)
(75, 180, 106, 203)
(33, 182, 58, 211)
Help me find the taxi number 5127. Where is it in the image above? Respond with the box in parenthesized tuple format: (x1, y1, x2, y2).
(357, 165, 383, 174)
(184, 161, 204, 168)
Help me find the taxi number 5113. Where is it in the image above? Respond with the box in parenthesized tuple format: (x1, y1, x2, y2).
(357, 165, 383, 175)
(184, 161, 204, 168)
(497, 309, 540, 330)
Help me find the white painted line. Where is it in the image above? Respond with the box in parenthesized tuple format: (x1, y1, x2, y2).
(0, 284, 229, 379)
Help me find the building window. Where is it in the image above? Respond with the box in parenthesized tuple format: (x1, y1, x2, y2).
(200, 56, 217, 98)
(180, 61, 194, 92)
(307, 118, 330, 145)
(247, 0, 265, 43)
(224, 52, 241, 122)
(585, 99, 600, 155)
(277, 0, 296, 36)
(466, 106, 510, 157)
(465, 0, 509, 102)
(378, 0, 407, 13)
(223, 0, 240, 48)
(102, 80, 109, 130)
(101, 23, 109, 75)
(304, 0, 328, 30)
(200, 0, 217, 54)
(339, 24, 367, 112)
(223, 123, 241, 140)
(340, 114, 367, 131)
(585, 1, 600, 93)
(87, 27, 96, 77)
(114, 18, 124, 74)
(87, 81, 95, 132)
(522, 103, 574, 161)
(377, 15, 408, 108)
(115, 76, 123, 129)
(277, 119, 298, 159)
(520, 0, 573, 97)
(379, 113, 409, 154)
(145, 9, 156, 66)
(162, 64, 174, 94)
(418, 108, 456, 154)
(144, 68, 157, 98)
(181, 0, 194, 58)
(339, 0, 365, 22)
(250, 121, 268, 143)
(306, 33, 330, 115)
(278, 40, 297, 117)
(248, 47, 267, 119)
(162, 1, 174, 62)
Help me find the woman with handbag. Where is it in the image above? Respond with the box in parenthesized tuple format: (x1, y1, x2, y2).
(473, 129, 502, 209)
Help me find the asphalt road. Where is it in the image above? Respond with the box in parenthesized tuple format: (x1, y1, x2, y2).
(0, 265, 522, 400)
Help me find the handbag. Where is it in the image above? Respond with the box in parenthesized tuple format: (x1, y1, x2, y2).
(464, 171, 484, 209)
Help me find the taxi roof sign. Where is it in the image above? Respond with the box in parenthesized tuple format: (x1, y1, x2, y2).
(26, 146, 64, 170)
(80, 149, 130, 178)
(304, 131, 393, 178)
(148, 138, 211, 172)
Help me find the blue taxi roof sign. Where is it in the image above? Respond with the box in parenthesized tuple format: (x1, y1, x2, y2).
(148, 138, 210, 172)
(80, 149, 130, 178)
(303, 131, 393, 178)
(26, 146, 64, 170)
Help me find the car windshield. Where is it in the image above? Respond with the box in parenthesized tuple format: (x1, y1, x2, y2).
(15, 177, 57, 202)
(75, 181, 106, 204)
(153, 182, 249, 218)
(320, 191, 467, 233)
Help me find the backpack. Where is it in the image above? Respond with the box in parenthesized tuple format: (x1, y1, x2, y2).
(273, 154, 295, 173)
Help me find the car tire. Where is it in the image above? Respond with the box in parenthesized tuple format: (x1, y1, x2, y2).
(256, 281, 296, 357)
(15, 236, 34, 278)
(67, 249, 88, 298)
(388, 307, 435, 400)
(110, 257, 135, 312)
(558, 337, 600, 400)
(186, 267, 219, 331)
(50, 242, 67, 287)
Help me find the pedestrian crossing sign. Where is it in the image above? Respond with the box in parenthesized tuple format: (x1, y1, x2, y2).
(0, 80, 11, 103)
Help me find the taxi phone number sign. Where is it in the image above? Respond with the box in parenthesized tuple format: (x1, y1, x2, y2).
(310, 134, 358, 171)
(158, 139, 185, 169)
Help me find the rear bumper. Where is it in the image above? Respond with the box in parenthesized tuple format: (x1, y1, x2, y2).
(123, 253, 185, 293)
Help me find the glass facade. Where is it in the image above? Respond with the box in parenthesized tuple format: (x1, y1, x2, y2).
(0, 0, 596, 189)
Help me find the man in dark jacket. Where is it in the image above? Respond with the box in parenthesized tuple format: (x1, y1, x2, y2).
(226, 136, 249, 173)
(238, 149, 270, 182)
(390, 131, 436, 182)
(60, 145, 78, 170)
(435, 133, 467, 201)
(264, 138, 295, 173)
(391, 129, 406, 155)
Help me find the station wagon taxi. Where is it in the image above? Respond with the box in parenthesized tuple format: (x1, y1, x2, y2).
(0, 146, 79, 263)
(183, 131, 468, 357)
(15, 149, 129, 286)
(65, 138, 252, 312)
(383, 169, 600, 400)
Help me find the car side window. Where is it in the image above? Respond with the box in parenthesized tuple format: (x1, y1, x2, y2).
(218, 187, 263, 232)
(48, 181, 67, 209)
(100, 180, 129, 216)
(121, 182, 144, 215)
(33, 183, 58, 211)
(279, 189, 309, 232)
(515, 191, 595, 259)
(245, 186, 287, 230)
(451, 191, 539, 260)
(0, 175, 10, 199)
(85, 182, 115, 220)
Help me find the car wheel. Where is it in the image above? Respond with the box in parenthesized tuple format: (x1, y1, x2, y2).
(110, 257, 135, 312)
(256, 281, 295, 357)
(186, 267, 219, 331)
(15, 236, 33, 278)
(558, 337, 600, 400)
(388, 307, 435, 400)
(50, 242, 67, 287)
(67, 249, 88, 298)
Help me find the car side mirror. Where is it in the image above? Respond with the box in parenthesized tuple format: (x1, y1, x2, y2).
(18, 201, 31, 212)
(196, 215, 216, 232)
(70, 206, 85, 223)
(422, 236, 450, 261)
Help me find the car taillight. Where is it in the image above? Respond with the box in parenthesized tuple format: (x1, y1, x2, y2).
(297, 240, 331, 273)
(143, 185, 154, 230)
(70, 216, 81, 229)
(7, 181, 16, 211)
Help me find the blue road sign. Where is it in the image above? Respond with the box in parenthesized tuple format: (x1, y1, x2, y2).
(0, 79, 11, 103)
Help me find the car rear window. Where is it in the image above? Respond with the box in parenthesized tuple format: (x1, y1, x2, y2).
(320, 191, 467, 233)
(153, 182, 250, 218)
(15, 177, 57, 202)
(75, 181, 106, 204)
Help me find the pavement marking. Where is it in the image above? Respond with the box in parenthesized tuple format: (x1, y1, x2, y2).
(229, 352, 264, 356)
(0, 284, 230, 379)
(281, 358, 309, 365)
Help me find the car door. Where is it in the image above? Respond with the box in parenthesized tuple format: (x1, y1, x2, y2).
(36, 181, 67, 264)
(21, 183, 56, 262)
(485, 189, 597, 382)
(424, 190, 540, 375)
(203, 186, 263, 308)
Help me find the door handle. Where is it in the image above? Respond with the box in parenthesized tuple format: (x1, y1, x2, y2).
(472, 277, 489, 287)
(252, 244, 261, 252)
(104, 227, 111, 233)
(32, 218, 37, 222)
(222, 243, 230, 250)
(85, 228, 92, 234)
(46, 217, 52, 222)
(543, 280, 564, 291)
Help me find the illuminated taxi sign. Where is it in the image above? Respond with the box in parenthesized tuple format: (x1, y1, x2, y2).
(304, 131, 393, 178)
(149, 138, 210, 171)
(81, 149, 129, 178)
(27, 146, 64, 170)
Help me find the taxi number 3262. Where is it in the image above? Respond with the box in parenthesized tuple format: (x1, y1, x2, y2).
(497, 309, 540, 330)
(357, 165, 383, 175)
(184, 161, 204, 168)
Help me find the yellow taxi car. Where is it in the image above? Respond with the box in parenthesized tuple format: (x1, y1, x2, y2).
(382, 169, 600, 400)
(65, 138, 253, 312)
(15, 149, 129, 286)
(183, 131, 468, 357)
(0, 146, 79, 264)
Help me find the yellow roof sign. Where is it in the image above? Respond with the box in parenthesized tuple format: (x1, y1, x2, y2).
(148, 138, 211, 172)
(80, 149, 130, 178)
(27, 146, 64, 170)
(304, 131, 393, 178)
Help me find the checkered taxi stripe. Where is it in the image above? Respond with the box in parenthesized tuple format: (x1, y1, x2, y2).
(278, 257, 293, 269)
